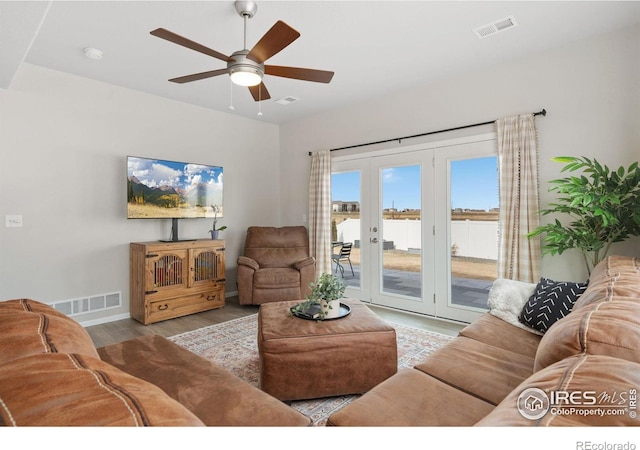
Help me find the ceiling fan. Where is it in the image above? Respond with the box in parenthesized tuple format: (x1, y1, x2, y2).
(150, 0, 334, 102)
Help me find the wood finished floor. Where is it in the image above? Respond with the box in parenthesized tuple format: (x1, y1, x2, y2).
(86, 296, 465, 348)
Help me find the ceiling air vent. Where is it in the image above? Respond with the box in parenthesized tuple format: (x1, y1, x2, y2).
(473, 16, 518, 39)
(275, 96, 300, 105)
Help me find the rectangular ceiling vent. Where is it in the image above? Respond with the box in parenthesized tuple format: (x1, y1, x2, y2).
(473, 16, 518, 39)
(275, 96, 300, 106)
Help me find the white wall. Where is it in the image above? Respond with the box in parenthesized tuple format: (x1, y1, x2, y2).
(2, 24, 639, 325)
(281, 24, 640, 282)
(0, 64, 281, 324)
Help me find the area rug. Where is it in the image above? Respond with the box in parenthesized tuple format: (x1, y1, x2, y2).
(169, 314, 453, 426)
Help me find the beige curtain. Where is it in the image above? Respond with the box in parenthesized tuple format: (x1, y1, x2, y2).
(495, 114, 541, 283)
(309, 150, 332, 276)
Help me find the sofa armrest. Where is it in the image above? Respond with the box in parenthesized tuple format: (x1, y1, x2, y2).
(296, 257, 316, 298)
(0, 298, 100, 365)
(293, 256, 315, 271)
(0, 353, 204, 426)
(237, 256, 260, 271)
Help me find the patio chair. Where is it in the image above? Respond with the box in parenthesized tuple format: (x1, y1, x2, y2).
(332, 242, 354, 277)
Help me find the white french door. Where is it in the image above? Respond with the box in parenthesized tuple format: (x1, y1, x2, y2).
(331, 134, 498, 324)
(433, 139, 498, 323)
(368, 151, 436, 315)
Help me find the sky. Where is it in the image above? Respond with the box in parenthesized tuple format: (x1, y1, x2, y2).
(332, 156, 498, 211)
(128, 156, 223, 190)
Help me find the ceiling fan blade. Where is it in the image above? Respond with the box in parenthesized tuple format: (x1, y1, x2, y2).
(246, 21, 300, 64)
(169, 69, 228, 84)
(150, 28, 231, 63)
(248, 82, 271, 102)
(265, 65, 334, 83)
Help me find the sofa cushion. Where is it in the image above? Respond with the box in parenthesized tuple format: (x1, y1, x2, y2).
(415, 336, 536, 406)
(0, 298, 100, 365)
(244, 226, 310, 268)
(98, 334, 311, 426)
(518, 278, 587, 333)
(476, 354, 640, 426)
(253, 267, 301, 288)
(458, 313, 542, 359)
(574, 256, 640, 309)
(327, 368, 495, 426)
(0, 353, 204, 426)
(534, 299, 640, 371)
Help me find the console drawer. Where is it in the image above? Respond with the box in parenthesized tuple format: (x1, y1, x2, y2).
(147, 289, 224, 324)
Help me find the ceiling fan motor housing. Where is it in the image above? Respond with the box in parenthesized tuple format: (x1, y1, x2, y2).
(235, 0, 257, 18)
(228, 50, 264, 84)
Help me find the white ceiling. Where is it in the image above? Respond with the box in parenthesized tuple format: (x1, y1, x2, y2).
(3, 1, 640, 125)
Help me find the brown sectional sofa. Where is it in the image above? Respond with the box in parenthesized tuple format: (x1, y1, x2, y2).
(0, 298, 310, 426)
(328, 255, 640, 426)
(2, 255, 638, 427)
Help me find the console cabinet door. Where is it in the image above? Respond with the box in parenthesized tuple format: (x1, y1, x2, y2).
(144, 249, 189, 299)
(189, 247, 226, 289)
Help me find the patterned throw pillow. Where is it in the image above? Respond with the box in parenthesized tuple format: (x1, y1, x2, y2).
(519, 277, 588, 333)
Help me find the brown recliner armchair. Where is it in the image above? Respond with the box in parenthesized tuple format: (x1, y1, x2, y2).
(237, 226, 316, 305)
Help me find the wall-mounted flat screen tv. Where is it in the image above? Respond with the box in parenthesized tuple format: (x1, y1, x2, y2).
(127, 156, 223, 220)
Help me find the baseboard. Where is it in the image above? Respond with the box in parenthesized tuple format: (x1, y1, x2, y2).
(79, 312, 131, 327)
(79, 291, 240, 328)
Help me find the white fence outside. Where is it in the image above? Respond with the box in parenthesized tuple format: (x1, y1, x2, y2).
(336, 219, 498, 260)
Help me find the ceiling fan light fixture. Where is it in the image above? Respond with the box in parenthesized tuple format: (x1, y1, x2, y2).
(230, 66, 262, 86)
(228, 49, 264, 86)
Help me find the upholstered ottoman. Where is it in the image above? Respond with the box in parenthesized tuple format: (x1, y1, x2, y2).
(257, 298, 397, 401)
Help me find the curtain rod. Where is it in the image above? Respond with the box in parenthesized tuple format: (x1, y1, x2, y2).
(308, 109, 546, 155)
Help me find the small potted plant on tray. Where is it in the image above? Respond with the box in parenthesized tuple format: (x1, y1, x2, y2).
(290, 273, 346, 320)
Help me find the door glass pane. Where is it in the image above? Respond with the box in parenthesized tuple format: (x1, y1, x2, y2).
(449, 156, 498, 310)
(381, 165, 421, 298)
(331, 171, 361, 288)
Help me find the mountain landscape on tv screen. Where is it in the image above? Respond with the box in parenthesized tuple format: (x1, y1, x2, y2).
(126, 156, 223, 219)
(127, 176, 221, 218)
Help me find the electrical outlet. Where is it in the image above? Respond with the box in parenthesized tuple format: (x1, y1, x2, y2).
(5, 215, 23, 227)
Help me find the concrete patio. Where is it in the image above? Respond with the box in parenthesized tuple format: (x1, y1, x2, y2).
(335, 263, 492, 310)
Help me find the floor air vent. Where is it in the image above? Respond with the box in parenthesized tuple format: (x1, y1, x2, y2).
(473, 16, 517, 39)
(52, 292, 121, 316)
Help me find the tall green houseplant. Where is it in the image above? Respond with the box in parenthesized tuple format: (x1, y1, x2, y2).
(528, 156, 640, 275)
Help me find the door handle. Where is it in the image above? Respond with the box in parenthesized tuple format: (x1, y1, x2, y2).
(370, 237, 378, 244)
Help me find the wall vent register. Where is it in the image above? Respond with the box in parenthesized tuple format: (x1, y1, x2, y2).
(52, 292, 121, 316)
